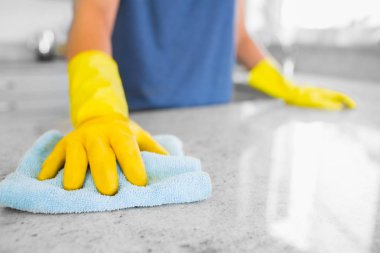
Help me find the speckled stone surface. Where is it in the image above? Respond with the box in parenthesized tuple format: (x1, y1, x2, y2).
(1, 63, 380, 252)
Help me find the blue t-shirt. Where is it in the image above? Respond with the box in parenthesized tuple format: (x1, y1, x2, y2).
(112, 0, 235, 110)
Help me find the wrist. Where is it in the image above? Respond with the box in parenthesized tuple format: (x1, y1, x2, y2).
(247, 58, 296, 100)
(77, 113, 129, 128)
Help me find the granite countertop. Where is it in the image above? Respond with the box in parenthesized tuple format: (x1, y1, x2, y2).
(1, 63, 380, 252)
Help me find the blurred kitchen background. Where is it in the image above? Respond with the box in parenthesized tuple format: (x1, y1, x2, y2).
(1, 0, 380, 80)
(245, 0, 380, 82)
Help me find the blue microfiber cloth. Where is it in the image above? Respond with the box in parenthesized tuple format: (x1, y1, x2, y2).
(0, 130, 212, 214)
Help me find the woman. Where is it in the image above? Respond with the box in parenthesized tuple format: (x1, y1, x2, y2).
(37, 0, 355, 195)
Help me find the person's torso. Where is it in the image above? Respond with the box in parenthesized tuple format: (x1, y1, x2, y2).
(112, 0, 235, 110)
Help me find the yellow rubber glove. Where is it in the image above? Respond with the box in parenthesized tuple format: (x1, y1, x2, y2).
(37, 50, 168, 195)
(248, 59, 356, 110)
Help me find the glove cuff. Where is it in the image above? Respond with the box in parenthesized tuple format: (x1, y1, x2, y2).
(247, 58, 296, 100)
(68, 50, 128, 128)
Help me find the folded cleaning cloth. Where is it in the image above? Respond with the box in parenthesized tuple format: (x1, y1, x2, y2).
(0, 130, 212, 214)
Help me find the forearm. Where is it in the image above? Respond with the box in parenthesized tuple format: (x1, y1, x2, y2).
(66, 0, 119, 59)
(65, 0, 128, 127)
(236, 34, 266, 70)
(235, 0, 265, 70)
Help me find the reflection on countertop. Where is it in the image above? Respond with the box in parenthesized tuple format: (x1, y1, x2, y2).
(267, 122, 380, 253)
(0, 62, 380, 252)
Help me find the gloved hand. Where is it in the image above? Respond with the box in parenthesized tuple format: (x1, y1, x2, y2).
(248, 59, 356, 110)
(37, 51, 168, 195)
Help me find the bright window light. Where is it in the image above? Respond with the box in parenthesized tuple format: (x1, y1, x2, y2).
(281, 0, 380, 29)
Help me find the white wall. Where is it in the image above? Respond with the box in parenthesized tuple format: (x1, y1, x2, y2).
(0, 0, 72, 43)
